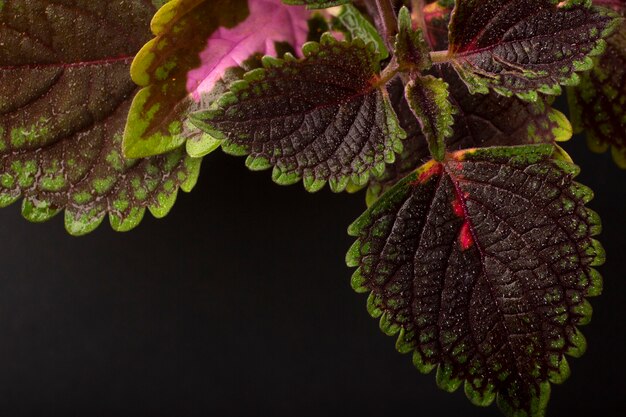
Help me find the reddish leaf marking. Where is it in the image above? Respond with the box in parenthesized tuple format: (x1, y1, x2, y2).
(414, 162, 443, 184)
(450, 174, 475, 251)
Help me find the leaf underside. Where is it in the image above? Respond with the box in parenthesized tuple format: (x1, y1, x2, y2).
(448, 0, 620, 100)
(347, 144, 604, 417)
(0, 0, 201, 235)
(369, 69, 572, 201)
(568, 18, 626, 167)
(191, 35, 406, 193)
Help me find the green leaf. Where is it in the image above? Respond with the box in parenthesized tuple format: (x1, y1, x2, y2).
(447, 0, 621, 100)
(405, 74, 456, 161)
(395, 6, 432, 70)
(347, 144, 603, 417)
(568, 18, 626, 167)
(0, 0, 201, 235)
(368, 68, 572, 203)
(283, 0, 350, 9)
(191, 34, 406, 193)
(335, 3, 389, 60)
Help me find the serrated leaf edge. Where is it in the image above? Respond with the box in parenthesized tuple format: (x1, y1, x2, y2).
(346, 145, 604, 416)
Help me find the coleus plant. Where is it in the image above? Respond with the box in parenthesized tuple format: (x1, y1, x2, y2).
(0, 0, 624, 415)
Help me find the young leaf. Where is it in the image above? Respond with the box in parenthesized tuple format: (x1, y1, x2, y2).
(0, 0, 201, 235)
(447, 0, 620, 100)
(369, 69, 572, 202)
(568, 18, 626, 167)
(405, 75, 456, 161)
(124, 0, 311, 158)
(191, 34, 406, 193)
(347, 144, 603, 417)
(283, 0, 350, 9)
(395, 6, 432, 70)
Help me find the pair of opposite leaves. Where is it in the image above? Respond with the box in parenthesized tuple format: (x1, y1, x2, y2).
(0, 1, 619, 417)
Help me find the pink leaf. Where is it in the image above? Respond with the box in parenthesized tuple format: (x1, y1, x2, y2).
(187, 0, 309, 102)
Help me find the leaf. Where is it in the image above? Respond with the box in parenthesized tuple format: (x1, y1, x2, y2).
(0, 0, 201, 235)
(568, 18, 626, 167)
(395, 6, 432, 70)
(347, 144, 604, 417)
(334, 3, 389, 60)
(283, 0, 350, 9)
(447, 0, 621, 100)
(191, 34, 406, 193)
(124, 0, 311, 158)
(368, 68, 572, 203)
(405, 74, 456, 161)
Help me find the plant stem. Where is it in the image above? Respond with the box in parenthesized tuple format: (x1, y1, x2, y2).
(374, 0, 398, 45)
(378, 56, 400, 86)
(429, 50, 451, 64)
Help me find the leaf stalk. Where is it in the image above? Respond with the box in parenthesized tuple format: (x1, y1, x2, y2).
(429, 50, 451, 64)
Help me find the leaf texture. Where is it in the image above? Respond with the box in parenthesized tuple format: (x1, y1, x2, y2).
(447, 0, 620, 100)
(0, 0, 201, 235)
(395, 6, 431, 70)
(368, 69, 572, 202)
(568, 17, 626, 167)
(191, 34, 406, 193)
(347, 144, 604, 417)
(405, 74, 456, 161)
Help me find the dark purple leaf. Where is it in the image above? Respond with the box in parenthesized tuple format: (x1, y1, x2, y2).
(447, 0, 620, 100)
(191, 34, 406, 193)
(347, 144, 604, 417)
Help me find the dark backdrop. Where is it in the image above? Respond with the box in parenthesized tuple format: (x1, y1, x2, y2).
(0, 134, 624, 417)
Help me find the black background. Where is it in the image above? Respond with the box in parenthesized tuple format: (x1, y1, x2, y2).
(0, 135, 624, 416)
